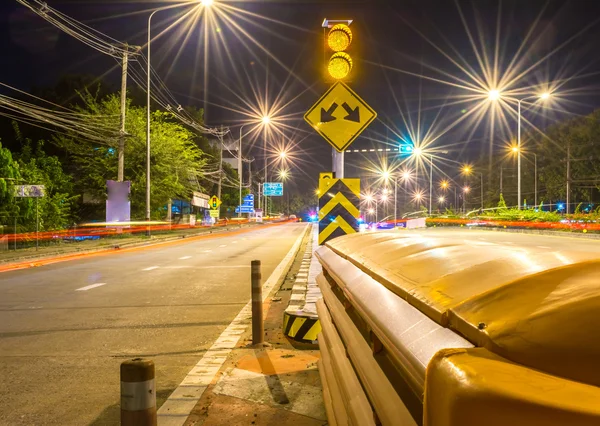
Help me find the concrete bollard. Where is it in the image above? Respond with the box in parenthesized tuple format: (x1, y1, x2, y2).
(251, 260, 264, 345)
(120, 358, 156, 426)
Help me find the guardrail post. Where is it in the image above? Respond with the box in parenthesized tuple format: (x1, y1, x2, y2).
(251, 260, 264, 345)
(120, 358, 156, 426)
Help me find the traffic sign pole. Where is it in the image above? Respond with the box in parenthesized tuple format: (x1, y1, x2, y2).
(332, 149, 344, 179)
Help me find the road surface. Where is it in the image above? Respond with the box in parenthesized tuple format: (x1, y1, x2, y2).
(0, 222, 307, 425)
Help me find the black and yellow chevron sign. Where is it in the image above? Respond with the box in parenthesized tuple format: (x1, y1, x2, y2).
(318, 175, 360, 245)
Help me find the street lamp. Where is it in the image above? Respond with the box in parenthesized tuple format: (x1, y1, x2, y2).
(488, 89, 501, 101)
(516, 92, 551, 209)
(438, 196, 446, 204)
(262, 116, 271, 125)
(146, 0, 207, 231)
(278, 169, 289, 180)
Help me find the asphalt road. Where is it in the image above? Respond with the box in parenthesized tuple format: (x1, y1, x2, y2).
(0, 222, 307, 425)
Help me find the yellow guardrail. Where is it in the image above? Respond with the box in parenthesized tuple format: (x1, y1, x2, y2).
(316, 231, 600, 426)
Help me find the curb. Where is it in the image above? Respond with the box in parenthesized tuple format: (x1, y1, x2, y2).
(283, 224, 322, 343)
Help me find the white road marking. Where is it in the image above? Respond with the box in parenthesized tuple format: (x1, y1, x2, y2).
(232, 241, 238, 244)
(219, 244, 227, 248)
(179, 256, 192, 260)
(537, 246, 551, 249)
(202, 250, 212, 253)
(142, 266, 159, 271)
(76, 283, 106, 291)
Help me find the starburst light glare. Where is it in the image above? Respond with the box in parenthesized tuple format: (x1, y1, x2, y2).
(368, 208, 375, 214)
(261, 116, 271, 125)
(463, 186, 471, 193)
(440, 180, 449, 189)
(488, 90, 501, 101)
(201, 0, 214, 6)
(540, 92, 551, 100)
(462, 165, 472, 175)
(412, 147, 423, 156)
(438, 196, 446, 203)
(511, 146, 519, 153)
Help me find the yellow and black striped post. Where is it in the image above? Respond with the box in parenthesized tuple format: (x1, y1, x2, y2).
(318, 173, 360, 245)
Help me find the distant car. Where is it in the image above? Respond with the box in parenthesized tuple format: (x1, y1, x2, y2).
(370, 221, 395, 230)
(289, 214, 297, 221)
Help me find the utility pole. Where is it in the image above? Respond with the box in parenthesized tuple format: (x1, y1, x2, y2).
(217, 126, 223, 201)
(118, 50, 128, 182)
(238, 125, 244, 218)
(534, 154, 538, 207)
(566, 140, 571, 214)
(428, 155, 433, 215)
(500, 167, 503, 194)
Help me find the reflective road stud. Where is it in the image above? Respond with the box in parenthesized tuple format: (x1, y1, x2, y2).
(120, 358, 156, 425)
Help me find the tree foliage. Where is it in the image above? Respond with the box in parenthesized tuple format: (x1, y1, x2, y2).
(1, 126, 77, 231)
(54, 93, 207, 220)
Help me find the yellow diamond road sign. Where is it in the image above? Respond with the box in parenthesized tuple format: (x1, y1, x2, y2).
(304, 82, 377, 152)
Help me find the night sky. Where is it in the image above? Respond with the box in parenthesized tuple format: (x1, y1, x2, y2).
(2, 0, 600, 191)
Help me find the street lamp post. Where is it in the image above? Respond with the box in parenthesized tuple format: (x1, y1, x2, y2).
(394, 178, 397, 227)
(429, 155, 433, 215)
(146, 1, 206, 233)
(534, 153, 538, 207)
(489, 90, 550, 209)
(517, 93, 550, 209)
(238, 124, 247, 218)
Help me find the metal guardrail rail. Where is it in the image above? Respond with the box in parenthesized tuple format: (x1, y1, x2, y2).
(314, 231, 600, 426)
(315, 246, 472, 425)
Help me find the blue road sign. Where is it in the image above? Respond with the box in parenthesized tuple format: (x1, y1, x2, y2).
(263, 182, 283, 196)
(235, 206, 255, 214)
(243, 194, 254, 207)
(399, 144, 414, 155)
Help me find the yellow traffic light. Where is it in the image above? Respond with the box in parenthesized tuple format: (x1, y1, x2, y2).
(328, 24, 352, 51)
(326, 23, 353, 80)
(328, 52, 353, 80)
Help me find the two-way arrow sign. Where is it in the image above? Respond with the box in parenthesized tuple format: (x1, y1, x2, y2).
(320, 102, 360, 123)
(304, 81, 377, 152)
